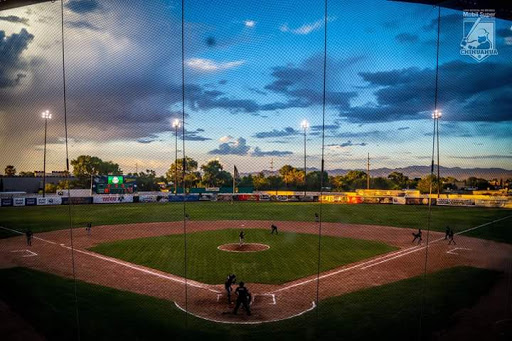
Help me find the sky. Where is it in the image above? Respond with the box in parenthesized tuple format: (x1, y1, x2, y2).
(0, 0, 511, 176)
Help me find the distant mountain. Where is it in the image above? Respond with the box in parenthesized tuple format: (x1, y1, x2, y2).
(245, 166, 512, 180)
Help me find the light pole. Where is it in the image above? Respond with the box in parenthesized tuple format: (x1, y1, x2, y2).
(300, 119, 309, 197)
(172, 119, 181, 195)
(432, 110, 442, 198)
(41, 110, 51, 197)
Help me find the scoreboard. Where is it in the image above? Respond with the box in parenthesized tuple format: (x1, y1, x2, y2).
(92, 175, 137, 194)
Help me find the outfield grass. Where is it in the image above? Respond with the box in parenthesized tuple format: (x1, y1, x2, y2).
(89, 228, 396, 284)
(0, 202, 510, 243)
(0, 266, 500, 340)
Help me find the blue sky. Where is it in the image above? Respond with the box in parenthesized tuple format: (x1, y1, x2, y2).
(0, 0, 511, 175)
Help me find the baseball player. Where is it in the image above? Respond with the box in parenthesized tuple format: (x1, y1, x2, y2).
(233, 282, 251, 316)
(86, 222, 92, 236)
(185, 213, 190, 221)
(412, 229, 422, 244)
(239, 230, 245, 246)
(314, 212, 320, 223)
(270, 224, 278, 235)
(25, 229, 33, 246)
(444, 226, 450, 240)
(448, 228, 456, 245)
(224, 274, 237, 304)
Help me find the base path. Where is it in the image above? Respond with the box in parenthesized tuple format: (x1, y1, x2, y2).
(1, 219, 511, 324)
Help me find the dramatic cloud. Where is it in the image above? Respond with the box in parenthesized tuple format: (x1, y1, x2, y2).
(244, 20, 256, 28)
(344, 61, 512, 122)
(253, 127, 298, 138)
(0, 15, 29, 25)
(66, 0, 102, 14)
(219, 135, 233, 142)
(264, 55, 358, 110)
(0, 29, 34, 88)
(208, 137, 251, 155)
(172, 128, 212, 142)
(251, 147, 293, 157)
(186, 58, 245, 72)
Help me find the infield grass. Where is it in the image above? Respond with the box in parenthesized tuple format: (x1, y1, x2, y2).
(0, 266, 500, 340)
(89, 228, 396, 284)
(1, 202, 510, 243)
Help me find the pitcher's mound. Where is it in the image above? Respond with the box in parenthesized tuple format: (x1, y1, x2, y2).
(218, 243, 270, 253)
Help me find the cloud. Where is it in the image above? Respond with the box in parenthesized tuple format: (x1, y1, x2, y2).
(66, 0, 102, 14)
(0, 29, 34, 88)
(327, 141, 367, 149)
(280, 17, 335, 35)
(264, 55, 359, 110)
(248, 87, 267, 95)
(66, 20, 100, 31)
(186, 58, 245, 72)
(251, 147, 293, 157)
(253, 127, 298, 138)
(208, 137, 251, 155)
(0, 15, 29, 25)
(172, 128, 212, 141)
(244, 20, 256, 28)
(449, 155, 512, 160)
(395, 33, 418, 43)
(398, 126, 410, 130)
(219, 135, 233, 142)
(344, 60, 512, 122)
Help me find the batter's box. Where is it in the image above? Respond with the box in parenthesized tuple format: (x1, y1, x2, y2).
(252, 294, 276, 305)
(11, 249, 38, 257)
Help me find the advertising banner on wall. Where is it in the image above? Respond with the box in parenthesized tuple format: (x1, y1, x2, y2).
(437, 198, 474, 206)
(393, 197, 407, 205)
(60, 197, 91, 205)
(1, 198, 13, 207)
(474, 199, 507, 208)
(13, 198, 25, 206)
(93, 195, 134, 204)
(25, 198, 37, 206)
(37, 197, 63, 205)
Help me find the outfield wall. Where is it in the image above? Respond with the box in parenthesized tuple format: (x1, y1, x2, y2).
(0, 192, 510, 208)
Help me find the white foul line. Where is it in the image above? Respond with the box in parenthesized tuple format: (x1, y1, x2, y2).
(446, 248, 472, 255)
(11, 249, 38, 257)
(0, 225, 220, 294)
(271, 214, 512, 293)
(0, 226, 56, 244)
(174, 300, 316, 325)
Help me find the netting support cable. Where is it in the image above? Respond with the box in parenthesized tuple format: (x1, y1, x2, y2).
(316, 0, 328, 316)
(180, 0, 189, 328)
(418, 5, 441, 340)
(60, 0, 81, 339)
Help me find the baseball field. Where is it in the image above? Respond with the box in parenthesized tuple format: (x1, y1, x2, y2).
(1, 202, 511, 340)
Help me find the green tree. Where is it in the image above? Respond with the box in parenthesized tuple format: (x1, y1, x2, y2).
(70, 155, 122, 188)
(200, 160, 233, 187)
(330, 175, 347, 191)
(387, 172, 409, 189)
(465, 177, 490, 190)
(306, 171, 329, 191)
(252, 172, 269, 190)
(370, 177, 392, 190)
(417, 175, 439, 194)
(4, 165, 16, 176)
(166, 157, 200, 190)
(45, 183, 57, 193)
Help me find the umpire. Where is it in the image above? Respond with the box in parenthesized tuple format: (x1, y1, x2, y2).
(233, 282, 251, 316)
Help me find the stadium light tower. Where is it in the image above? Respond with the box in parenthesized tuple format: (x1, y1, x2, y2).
(41, 110, 51, 197)
(300, 119, 309, 197)
(432, 109, 442, 198)
(172, 119, 181, 195)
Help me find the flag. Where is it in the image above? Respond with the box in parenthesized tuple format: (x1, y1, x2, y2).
(233, 166, 240, 181)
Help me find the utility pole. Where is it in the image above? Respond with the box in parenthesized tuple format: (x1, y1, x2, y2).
(367, 153, 370, 190)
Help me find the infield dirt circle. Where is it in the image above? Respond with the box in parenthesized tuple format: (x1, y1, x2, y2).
(217, 243, 270, 252)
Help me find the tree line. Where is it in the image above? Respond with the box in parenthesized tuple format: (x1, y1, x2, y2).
(3, 157, 510, 194)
